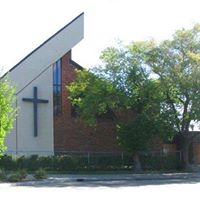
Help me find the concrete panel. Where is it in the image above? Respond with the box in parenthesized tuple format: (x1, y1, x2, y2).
(4, 13, 84, 156)
(6, 65, 54, 156)
(9, 14, 84, 94)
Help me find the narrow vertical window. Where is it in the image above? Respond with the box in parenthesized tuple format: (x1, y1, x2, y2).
(53, 59, 62, 115)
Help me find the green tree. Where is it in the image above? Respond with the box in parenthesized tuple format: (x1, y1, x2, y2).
(0, 76, 16, 155)
(68, 42, 170, 171)
(147, 24, 200, 169)
(69, 25, 200, 170)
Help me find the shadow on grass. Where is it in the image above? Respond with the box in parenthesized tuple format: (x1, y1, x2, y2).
(14, 173, 200, 188)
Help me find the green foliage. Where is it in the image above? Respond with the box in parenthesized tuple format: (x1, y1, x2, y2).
(7, 169, 27, 182)
(0, 168, 28, 182)
(7, 173, 22, 182)
(0, 154, 17, 170)
(25, 155, 40, 171)
(15, 155, 52, 171)
(67, 70, 121, 125)
(18, 169, 27, 179)
(93, 155, 121, 166)
(117, 115, 159, 153)
(68, 24, 200, 162)
(53, 155, 80, 171)
(140, 153, 179, 171)
(0, 168, 6, 181)
(68, 42, 173, 156)
(147, 24, 200, 133)
(0, 76, 16, 155)
(34, 168, 47, 180)
(0, 154, 179, 172)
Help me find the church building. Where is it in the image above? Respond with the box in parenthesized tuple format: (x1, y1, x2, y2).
(4, 13, 121, 156)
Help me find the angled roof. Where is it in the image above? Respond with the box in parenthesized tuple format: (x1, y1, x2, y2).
(69, 59, 83, 70)
(6, 13, 84, 93)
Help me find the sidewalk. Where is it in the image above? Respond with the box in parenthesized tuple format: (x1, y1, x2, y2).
(2, 172, 200, 188)
(1, 173, 200, 200)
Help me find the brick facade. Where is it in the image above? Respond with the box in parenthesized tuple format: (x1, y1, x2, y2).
(54, 51, 122, 153)
(193, 143, 200, 164)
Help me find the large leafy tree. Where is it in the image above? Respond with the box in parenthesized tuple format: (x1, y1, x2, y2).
(69, 25, 200, 170)
(68, 42, 170, 171)
(147, 24, 200, 169)
(0, 76, 16, 155)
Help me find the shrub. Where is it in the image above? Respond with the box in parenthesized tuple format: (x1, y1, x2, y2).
(0, 153, 179, 172)
(7, 169, 27, 182)
(37, 156, 53, 170)
(53, 156, 79, 171)
(26, 155, 39, 171)
(34, 168, 47, 180)
(0, 155, 16, 170)
(0, 169, 6, 181)
(7, 173, 22, 182)
(18, 169, 27, 179)
(140, 153, 178, 171)
(16, 156, 27, 169)
(90, 154, 123, 167)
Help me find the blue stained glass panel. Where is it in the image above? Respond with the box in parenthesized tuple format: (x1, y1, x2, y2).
(53, 59, 62, 115)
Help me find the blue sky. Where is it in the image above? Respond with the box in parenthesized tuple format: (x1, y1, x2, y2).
(1, 0, 200, 74)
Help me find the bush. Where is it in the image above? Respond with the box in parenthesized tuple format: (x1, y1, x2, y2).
(140, 153, 179, 171)
(0, 169, 6, 181)
(90, 154, 123, 167)
(53, 155, 80, 171)
(6, 169, 27, 182)
(7, 173, 22, 182)
(18, 169, 27, 179)
(26, 155, 39, 171)
(0, 155, 17, 170)
(7, 174, 19, 182)
(37, 156, 53, 170)
(34, 168, 47, 180)
(16, 155, 53, 171)
(16, 156, 28, 169)
(0, 153, 179, 172)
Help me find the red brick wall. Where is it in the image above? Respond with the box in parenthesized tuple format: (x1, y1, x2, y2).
(162, 144, 177, 153)
(54, 51, 122, 153)
(192, 143, 200, 164)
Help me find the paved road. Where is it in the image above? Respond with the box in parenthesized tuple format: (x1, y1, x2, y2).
(1, 173, 200, 200)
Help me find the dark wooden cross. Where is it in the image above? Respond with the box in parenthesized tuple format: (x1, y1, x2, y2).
(22, 87, 49, 137)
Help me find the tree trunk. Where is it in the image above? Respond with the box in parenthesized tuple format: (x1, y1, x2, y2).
(176, 134, 192, 170)
(182, 141, 191, 170)
(133, 152, 142, 172)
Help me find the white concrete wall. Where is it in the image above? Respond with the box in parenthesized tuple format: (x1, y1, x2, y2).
(5, 65, 54, 156)
(4, 13, 84, 156)
(9, 13, 84, 94)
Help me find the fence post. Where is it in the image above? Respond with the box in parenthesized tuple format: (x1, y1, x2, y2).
(121, 152, 124, 165)
(87, 152, 90, 166)
(179, 150, 182, 164)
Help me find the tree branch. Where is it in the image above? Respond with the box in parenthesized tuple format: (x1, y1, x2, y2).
(166, 92, 181, 133)
(181, 92, 190, 133)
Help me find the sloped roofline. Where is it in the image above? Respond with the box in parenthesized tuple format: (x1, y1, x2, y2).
(2, 12, 84, 77)
(69, 59, 83, 70)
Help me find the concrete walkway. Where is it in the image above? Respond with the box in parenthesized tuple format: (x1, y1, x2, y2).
(1, 173, 200, 200)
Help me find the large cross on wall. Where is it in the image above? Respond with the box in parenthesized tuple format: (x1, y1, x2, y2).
(22, 87, 49, 137)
